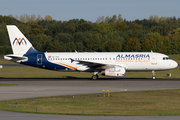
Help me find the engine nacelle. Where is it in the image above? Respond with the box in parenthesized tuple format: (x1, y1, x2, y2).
(77, 66, 90, 71)
(101, 66, 126, 77)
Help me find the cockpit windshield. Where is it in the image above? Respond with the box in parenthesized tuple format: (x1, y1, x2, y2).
(163, 57, 171, 60)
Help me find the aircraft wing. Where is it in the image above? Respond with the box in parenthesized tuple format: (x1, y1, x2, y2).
(71, 59, 117, 69)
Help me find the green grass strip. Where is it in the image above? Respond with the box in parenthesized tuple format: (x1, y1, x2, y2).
(1, 89, 180, 116)
(0, 67, 180, 78)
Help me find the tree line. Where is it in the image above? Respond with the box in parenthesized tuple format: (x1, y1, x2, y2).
(0, 14, 180, 55)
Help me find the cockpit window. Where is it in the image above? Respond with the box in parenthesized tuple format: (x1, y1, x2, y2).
(163, 57, 171, 60)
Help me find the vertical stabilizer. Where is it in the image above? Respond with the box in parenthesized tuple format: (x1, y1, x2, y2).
(7, 25, 33, 55)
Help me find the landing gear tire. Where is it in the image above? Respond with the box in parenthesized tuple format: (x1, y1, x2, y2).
(92, 75, 98, 80)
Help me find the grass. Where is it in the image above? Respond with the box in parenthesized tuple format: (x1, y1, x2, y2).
(1, 89, 180, 116)
(0, 83, 18, 86)
(0, 58, 17, 64)
(0, 67, 93, 78)
(126, 67, 180, 78)
(0, 67, 180, 79)
(169, 54, 180, 64)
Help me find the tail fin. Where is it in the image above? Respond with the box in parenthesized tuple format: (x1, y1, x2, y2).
(7, 25, 33, 55)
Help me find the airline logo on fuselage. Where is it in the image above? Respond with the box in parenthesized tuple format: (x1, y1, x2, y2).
(13, 38, 27, 45)
(116, 54, 150, 58)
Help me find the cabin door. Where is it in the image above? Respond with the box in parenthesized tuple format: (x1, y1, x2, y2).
(37, 54, 42, 65)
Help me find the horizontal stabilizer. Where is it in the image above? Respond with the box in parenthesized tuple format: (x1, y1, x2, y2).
(4, 54, 28, 63)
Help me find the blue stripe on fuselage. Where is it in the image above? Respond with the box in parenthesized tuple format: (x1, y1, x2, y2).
(20, 47, 67, 70)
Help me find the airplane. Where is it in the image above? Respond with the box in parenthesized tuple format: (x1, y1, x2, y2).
(4, 25, 178, 80)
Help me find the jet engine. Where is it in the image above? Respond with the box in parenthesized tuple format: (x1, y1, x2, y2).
(101, 66, 126, 77)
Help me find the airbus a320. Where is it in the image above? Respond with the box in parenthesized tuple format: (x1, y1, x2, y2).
(4, 25, 178, 80)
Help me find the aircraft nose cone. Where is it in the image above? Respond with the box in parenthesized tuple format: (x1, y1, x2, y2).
(173, 61, 178, 68)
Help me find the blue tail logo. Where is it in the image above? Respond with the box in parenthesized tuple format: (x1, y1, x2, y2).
(13, 38, 27, 45)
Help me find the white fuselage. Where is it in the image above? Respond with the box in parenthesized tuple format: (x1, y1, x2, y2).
(44, 52, 178, 71)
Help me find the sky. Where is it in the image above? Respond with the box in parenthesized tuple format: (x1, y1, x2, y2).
(0, 0, 180, 22)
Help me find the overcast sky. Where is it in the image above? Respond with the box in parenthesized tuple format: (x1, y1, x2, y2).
(1, 0, 179, 22)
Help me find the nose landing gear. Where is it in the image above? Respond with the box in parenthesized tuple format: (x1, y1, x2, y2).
(152, 71, 156, 79)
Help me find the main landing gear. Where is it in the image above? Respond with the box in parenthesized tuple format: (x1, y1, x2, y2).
(152, 70, 156, 79)
(92, 71, 99, 80)
(92, 74, 98, 80)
